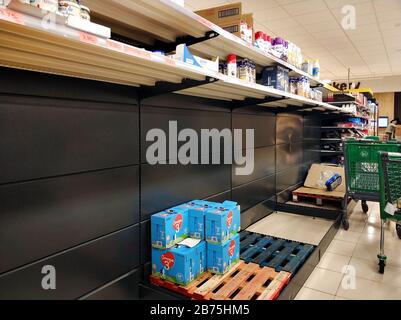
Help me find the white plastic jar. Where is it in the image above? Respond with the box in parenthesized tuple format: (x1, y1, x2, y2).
(80, 5, 91, 21)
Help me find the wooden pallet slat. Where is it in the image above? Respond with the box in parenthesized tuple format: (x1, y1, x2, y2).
(192, 261, 245, 299)
(211, 263, 260, 300)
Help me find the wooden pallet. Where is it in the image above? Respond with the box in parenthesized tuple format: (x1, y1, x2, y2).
(150, 261, 291, 300)
(240, 231, 315, 274)
(150, 271, 214, 298)
(292, 187, 345, 207)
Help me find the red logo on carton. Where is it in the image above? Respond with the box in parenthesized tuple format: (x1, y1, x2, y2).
(161, 252, 175, 270)
(228, 240, 236, 257)
(226, 211, 233, 227)
(173, 214, 183, 232)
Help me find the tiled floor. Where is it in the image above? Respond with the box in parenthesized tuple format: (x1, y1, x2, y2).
(295, 202, 401, 300)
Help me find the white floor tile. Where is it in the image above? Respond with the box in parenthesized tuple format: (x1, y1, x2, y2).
(335, 230, 361, 243)
(336, 276, 377, 300)
(348, 257, 384, 282)
(327, 239, 356, 256)
(352, 242, 379, 262)
(295, 287, 334, 300)
(348, 220, 366, 233)
(371, 282, 401, 300)
(318, 252, 351, 273)
(334, 296, 350, 300)
(381, 264, 401, 288)
(304, 268, 343, 295)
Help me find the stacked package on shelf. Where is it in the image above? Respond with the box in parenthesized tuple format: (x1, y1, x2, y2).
(195, 3, 254, 44)
(151, 200, 241, 285)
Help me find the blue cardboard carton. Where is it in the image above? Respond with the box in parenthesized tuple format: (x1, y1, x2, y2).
(151, 208, 188, 249)
(173, 202, 206, 240)
(261, 65, 289, 92)
(152, 240, 206, 286)
(184, 200, 220, 239)
(205, 203, 241, 244)
(207, 233, 240, 274)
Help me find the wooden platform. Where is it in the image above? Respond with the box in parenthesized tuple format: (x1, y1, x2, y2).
(150, 261, 291, 300)
(292, 187, 345, 207)
(240, 231, 315, 274)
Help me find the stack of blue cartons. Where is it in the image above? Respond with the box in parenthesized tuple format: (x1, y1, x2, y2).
(151, 200, 241, 286)
(204, 201, 241, 274)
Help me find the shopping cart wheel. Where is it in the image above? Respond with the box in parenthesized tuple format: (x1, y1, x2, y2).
(342, 216, 349, 230)
(361, 201, 369, 214)
(396, 223, 401, 240)
(378, 259, 386, 274)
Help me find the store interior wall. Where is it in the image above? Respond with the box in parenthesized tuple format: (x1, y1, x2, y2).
(375, 92, 395, 134)
(395, 92, 401, 121)
(0, 68, 320, 300)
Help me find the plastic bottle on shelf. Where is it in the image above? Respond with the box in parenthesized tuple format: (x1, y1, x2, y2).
(227, 54, 237, 78)
(247, 25, 253, 44)
(254, 32, 264, 51)
(263, 34, 272, 54)
(272, 37, 285, 59)
(312, 59, 320, 79)
(283, 40, 289, 62)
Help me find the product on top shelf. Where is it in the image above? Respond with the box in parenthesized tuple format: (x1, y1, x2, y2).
(271, 37, 286, 60)
(254, 31, 265, 50)
(195, 3, 254, 44)
(80, 5, 90, 21)
(59, 0, 81, 17)
(312, 59, 320, 79)
(263, 33, 272, 53)
(29, 0, 58, 13)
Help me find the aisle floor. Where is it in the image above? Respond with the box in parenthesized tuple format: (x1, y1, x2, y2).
(295, 202, 401, 300)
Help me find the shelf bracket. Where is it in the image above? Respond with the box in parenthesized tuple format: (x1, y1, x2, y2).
(230, 96, 287, 109)
(148, 31, 220, 53)
(140, 76, 219, 100)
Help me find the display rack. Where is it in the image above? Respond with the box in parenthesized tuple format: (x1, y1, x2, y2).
(0, 3, 347, 113)
(82, 0, 333, 89)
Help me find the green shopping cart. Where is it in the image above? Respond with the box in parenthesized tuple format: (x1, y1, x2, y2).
(344, 139, 401, 230)
(378, 152, 401, 274)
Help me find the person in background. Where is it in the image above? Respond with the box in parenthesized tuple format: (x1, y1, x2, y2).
(385, 118, 400, 141)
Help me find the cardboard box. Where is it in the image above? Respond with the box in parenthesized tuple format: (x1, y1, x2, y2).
(151, 208, 189, 249)
(195, 3, 242, 25)
(219, 14, 254, 43)
(152, 240, 206, 286)
(207, 233, 240, 274)
(172, 44, 219, 72)
(205, 203, 241, 244)
(261, 66, 289, 92)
